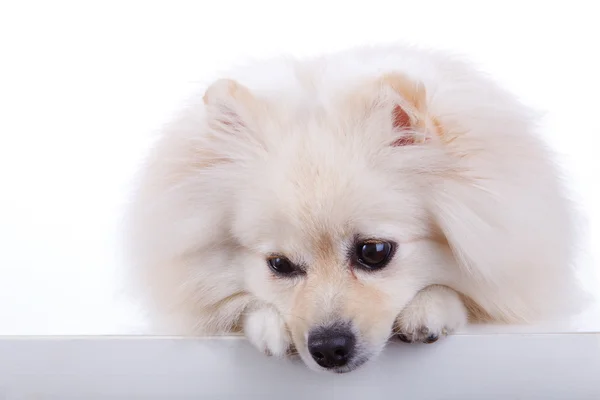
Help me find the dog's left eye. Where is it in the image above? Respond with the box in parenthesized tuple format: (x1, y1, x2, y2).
(267, 255, 301, 276)
(355, 240, 395, 270)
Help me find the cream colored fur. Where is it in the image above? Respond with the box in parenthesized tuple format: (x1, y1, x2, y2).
(125, 44, 585, 372)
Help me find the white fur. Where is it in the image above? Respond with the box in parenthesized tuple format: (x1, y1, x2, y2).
(396, 285, 468, 342)
(124, 44, 586, 372)
(243, 304, 291, 357)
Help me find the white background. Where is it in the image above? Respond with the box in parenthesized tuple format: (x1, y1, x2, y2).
(0, 0, 598, 335)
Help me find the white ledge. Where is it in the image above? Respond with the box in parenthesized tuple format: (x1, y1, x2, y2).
(1, 333, 599, 399)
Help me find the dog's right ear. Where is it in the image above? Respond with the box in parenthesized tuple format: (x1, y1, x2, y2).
(203, 79, 260, 135)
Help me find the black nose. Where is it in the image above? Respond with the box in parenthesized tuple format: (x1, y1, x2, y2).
(307, 322, 356, 369)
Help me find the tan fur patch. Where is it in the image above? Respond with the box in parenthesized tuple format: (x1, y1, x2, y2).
(345, 279, 392, 337)
(313, 233, 337, 265)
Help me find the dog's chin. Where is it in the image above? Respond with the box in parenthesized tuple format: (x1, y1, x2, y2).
(296, 346, 375, 374)
(329, 355, 371, 374)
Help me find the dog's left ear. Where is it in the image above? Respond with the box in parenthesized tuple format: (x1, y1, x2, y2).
(381, 73, 432, 146)
(349, 73, 435, 146)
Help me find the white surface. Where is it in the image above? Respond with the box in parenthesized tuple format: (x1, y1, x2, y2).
(0, 1, 599, 336)
(1, 335, 600, 399)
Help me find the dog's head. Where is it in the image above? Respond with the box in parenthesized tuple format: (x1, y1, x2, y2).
(201, 74, 451, 372)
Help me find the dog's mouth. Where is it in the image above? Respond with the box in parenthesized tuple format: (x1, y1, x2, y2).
(328, 354, 370, 374)
(299, 348, 372, 374)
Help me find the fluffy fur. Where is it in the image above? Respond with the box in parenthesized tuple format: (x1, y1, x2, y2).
(125, 44, 584, 373)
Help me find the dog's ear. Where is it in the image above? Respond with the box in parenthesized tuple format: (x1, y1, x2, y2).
(348, 73, 435, 146)
(380, 73, 432, 146)
(203, 79, 260, 135)
(201, 79, 267, 162)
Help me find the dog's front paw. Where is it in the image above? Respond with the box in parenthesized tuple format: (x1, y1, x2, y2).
(395, 285, 467, 344)
(243, 305, 291, 357)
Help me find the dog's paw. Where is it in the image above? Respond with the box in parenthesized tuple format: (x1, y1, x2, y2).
(395, 285, 467, 344)
(243, 305, 291, 357)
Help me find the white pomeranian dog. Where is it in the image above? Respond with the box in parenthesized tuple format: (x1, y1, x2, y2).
(125, 44, 585, 373)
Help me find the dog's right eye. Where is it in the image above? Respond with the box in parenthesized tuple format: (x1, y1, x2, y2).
(267, 255, 301, 276)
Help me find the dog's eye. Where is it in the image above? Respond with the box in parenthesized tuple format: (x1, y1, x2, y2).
(267, 255, 300, 276)
(355, 240, 395, 270)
